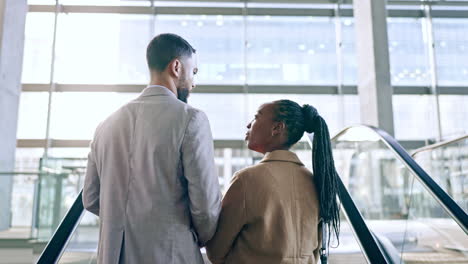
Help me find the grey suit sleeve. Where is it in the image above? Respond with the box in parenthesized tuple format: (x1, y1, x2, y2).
(83, 139, 100, 216)
(181, 109, 222, 246)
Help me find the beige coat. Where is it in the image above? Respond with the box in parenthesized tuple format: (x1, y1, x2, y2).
(83, 85, 222, 264)
(206, 150, 321, 264)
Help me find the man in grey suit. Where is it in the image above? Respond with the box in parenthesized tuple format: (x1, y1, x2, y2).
(83, 33, 222, 264)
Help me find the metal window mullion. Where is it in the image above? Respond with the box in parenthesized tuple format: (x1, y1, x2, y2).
(424, 4, 443, 141)
(43, 1, 60, 158)
(334, 0, 345, 129)
(241, 0, 250, 163)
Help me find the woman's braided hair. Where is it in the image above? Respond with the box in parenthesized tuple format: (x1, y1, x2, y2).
(273, 99, 341, 246)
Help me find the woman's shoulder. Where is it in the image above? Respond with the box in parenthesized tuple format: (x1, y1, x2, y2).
(233, 163, 270, 179)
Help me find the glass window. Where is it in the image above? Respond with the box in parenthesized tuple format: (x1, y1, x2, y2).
(387, 18, 431, 86)
(439, 95, 468, 138)
(154, 15, 245, 85)
(190, 93, 248, 139)
(22, 13, 54, 84)
(341, 18, 357, 85)
(246, 16, 337, 85)
(50, 92, 138, 139)
(432, 18, 468, 86)
(15, 148, 44, 171)
(17, 92, 49, 139)
(393, 95, 438, 140)
(55, 14, 152, 84)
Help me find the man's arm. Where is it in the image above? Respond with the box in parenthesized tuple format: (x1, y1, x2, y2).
(205, 173, 246, 264)
(181, 109, 222, 246)
(83, 140, 100, 216)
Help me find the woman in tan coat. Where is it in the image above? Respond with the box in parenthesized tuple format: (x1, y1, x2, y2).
(206, 99, 341, 264)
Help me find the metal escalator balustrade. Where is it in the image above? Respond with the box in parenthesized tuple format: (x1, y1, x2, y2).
(329, 125, 468, 264)
(37, 129, 397, 264)
(412, 134, 468, 213)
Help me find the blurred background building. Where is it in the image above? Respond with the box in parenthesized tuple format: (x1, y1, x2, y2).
(0, 0, 467, 263)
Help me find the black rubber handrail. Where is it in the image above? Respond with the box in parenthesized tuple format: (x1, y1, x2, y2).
(332, 125, 468, 234)
(36, 191, 84, 264)
(36, 170, 391, 264)
(306, 134, 391, 264)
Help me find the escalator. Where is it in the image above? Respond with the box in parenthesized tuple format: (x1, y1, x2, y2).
(412, 134, 468, 213)
(329, 125, 467, 264)
(36, 125, 468, 264)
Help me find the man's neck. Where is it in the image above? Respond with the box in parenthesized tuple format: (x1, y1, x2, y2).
(149, 78, 177, 97)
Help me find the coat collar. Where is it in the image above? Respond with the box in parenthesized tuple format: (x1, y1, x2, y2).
(260, 150, 304, 166)
(140, 85, 176, 98)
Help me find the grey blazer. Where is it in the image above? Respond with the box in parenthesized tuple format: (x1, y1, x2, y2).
(83, 85, 222, 264)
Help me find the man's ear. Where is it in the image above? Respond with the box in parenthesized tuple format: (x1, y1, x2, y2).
(168, 59, 182, 78)
(272, 121, 285, 136)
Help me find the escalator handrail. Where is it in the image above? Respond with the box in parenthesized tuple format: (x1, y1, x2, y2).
(411, 134, 468, 157)
(307, 134, 392, 264)
(331, 125, 468, 234)
(36, 191, 85, 264)
(338, 173, 392, 263)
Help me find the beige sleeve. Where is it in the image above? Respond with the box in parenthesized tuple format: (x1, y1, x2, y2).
(205, 173, 247, 264)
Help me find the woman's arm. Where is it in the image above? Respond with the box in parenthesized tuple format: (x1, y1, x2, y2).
(205, 173, 247, 264)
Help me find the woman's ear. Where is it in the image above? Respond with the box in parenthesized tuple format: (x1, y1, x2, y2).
(272, 121, 285, 136)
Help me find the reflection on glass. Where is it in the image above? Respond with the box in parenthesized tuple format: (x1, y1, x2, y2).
(332, 127, 468, 263)
(387, 18, 431, 86)
(439, 95, 468, 138)
(246, 16, 337, 85)
(341, 18, 357, 85)
(393, 95, 438, 140)
(155, 15, 244, 85)
(58, 211, 99, 264)
(433, 18, 468, 86)
(413, 136, 468, 212)
(37, 157, 88, 240)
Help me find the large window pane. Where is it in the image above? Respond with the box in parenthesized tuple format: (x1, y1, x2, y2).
(341, 18, 357, 85)
(17, 92, 49, 139)
(50, 92, 137, 139)
(55, 14, 151, 84)
(433, 18, 468, 86)
(387, 18, 431, 86)
(246, 16, 337, 85)
(439, 95, 468, 138)
(190, 94, 248, 139)
(22, 13, 54, 83)
(393, 95, 438, 140)
(154, 15, 244, 85)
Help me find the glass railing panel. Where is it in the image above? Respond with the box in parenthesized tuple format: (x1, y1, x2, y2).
(402, 174, 468, 263)
(413, 136, 468, 212)
(58, 211, 99, 264)
(0, 172, 39, 240)
(57, 209, 368, 264)
(327, 217, 368, 264)
(37, 157, 87, 241)
(332, 127, 468, 263)
(297, 141, 371, 264)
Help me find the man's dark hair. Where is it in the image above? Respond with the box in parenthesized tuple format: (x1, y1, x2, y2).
(146, 33, 196, 72)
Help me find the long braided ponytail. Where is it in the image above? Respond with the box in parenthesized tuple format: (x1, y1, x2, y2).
(273, 100, 341, 246)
